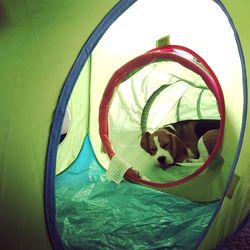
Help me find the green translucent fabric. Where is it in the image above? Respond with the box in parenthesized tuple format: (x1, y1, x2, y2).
(108, 61, 220, 183)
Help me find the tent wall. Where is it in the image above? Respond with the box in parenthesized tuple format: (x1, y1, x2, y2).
(0, 0, 249, 250)
(199, 0, 250, 248)
(90, 0, 243, 202)
(56, 58, 91, 175)
(0, 0, 119, 249)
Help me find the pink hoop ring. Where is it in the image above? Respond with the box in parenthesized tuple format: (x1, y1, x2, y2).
(99, 45, 225, 188)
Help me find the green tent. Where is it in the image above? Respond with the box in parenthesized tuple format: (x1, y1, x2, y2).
(0, 0, 249, 249)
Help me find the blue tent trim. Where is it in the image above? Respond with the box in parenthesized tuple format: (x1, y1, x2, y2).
(45, 0, 248, 249)
(196, 0, 248, 248)
(45, 1, 136, 249)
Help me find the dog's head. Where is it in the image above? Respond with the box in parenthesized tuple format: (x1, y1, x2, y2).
(140, 128, 188, 169)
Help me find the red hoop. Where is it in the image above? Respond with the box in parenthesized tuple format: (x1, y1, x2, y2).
(99, 45, 225, 188)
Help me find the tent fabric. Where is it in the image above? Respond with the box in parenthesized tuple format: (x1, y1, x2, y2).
(97, 47, 226, 201)
(56, 136, 219, 250)
(84, 0, 249, 248)
(47, 2, 135, 249)
(198, 1, 249, 248)
(107, 60, 221, 186)
(56, 58, 91, 175)
(109, 60, 220, 132)
(0, 0, 122, 249)
(0, 0, 250, 250)
(90, 0, 244, 203)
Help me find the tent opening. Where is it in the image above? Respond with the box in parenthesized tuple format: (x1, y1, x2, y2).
(99, 44, 225, 188)
(53, 0, 243, 249)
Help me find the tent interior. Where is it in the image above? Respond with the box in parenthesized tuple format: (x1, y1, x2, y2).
(55, 0, 243, 249)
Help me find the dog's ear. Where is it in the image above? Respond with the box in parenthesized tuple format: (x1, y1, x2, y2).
(169, 133, 177, 158)
(140, 132, 151, 153)
(169, 134, 188, 163)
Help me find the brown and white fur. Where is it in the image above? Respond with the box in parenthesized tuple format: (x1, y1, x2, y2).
(140, 119, 220, 169)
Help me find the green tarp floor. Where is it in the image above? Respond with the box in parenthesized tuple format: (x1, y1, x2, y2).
(56, 136, 219, 249)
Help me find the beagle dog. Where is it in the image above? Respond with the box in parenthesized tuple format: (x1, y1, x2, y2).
(140, 119, 220, 169)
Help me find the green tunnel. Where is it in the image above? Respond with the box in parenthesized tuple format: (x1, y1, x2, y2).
(0, 0, 249, 249)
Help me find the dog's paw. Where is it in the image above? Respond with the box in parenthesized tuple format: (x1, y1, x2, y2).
(186, 158, 194, 163)
(187, 157, 204, 163)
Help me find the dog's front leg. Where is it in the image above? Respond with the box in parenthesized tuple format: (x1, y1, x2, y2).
(186, 157, 205, 163)
(187, 137, 209, 163)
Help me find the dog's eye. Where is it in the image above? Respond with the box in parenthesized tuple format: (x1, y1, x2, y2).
(150, 147, 157, 155)
(162, 142, 169, 148)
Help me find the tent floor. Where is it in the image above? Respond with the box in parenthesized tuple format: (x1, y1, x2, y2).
(56, 136, 219, 249)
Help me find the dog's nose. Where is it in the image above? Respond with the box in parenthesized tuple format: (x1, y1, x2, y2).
(157, 156, 166, 164)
